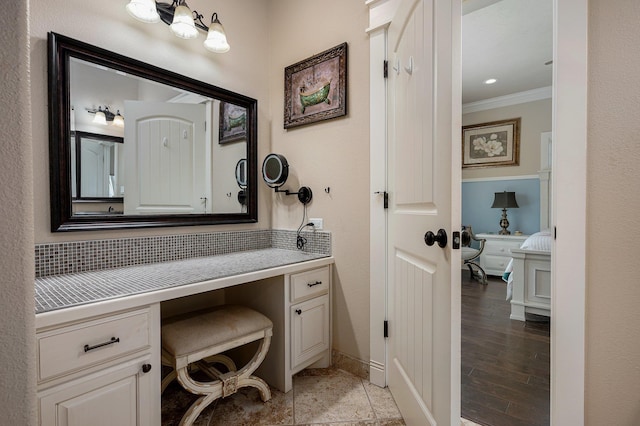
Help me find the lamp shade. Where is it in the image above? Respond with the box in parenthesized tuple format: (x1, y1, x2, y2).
(203, 13, 230, 53)
(92, 108, 107, 125)
(170, 2, 198, 39)
(491, 191, 519, 209)
(112, 111, 125, 128)
(126, 0, 160, 23)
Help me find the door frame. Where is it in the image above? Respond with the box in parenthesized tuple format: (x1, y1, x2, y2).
(368, 0, 587, 423)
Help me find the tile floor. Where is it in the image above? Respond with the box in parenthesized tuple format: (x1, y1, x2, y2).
(162, 367, 406, 426)
(162, 365, 484, 426)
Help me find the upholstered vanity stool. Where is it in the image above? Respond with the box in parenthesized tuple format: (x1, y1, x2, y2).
(161, 305, 273, 425)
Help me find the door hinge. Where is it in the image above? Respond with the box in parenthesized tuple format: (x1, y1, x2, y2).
(375, 191, 389, 209)
(554, 226, 557, 240)
(383, 60, 388, 78)
(384, 320, 389, 338)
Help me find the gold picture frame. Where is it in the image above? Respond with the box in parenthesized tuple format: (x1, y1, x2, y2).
(462, 118, 521, 168)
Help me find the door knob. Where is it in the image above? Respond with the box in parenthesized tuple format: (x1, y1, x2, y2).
(424, 229, 448, 248)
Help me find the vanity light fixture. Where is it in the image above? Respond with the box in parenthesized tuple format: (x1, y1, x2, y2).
(87, 106, 124, 127)
(125, 0, 230, 53)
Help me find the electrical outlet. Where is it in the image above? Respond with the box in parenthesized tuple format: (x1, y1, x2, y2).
(310, 218, 323, 230)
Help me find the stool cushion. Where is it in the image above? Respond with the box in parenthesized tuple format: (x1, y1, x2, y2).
(162, 305, 273, 359)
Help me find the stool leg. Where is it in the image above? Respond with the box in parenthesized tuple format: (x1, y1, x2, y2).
(176, 368, 223, 426)
(170, 329, 274, 425)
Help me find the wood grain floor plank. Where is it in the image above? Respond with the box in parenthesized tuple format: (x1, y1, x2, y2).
(461, 274, 550, 426)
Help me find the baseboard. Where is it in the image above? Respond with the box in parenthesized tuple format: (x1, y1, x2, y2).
(331, 349, 370, 381)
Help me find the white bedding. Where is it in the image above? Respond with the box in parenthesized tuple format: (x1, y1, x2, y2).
(519, 229, 552, 251)
(504, 230, 552, 300)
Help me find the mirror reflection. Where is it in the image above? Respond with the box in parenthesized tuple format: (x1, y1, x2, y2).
(71, 131, 124, 203)
(48, 32, 258, 231)
(70, 57, 247, 216)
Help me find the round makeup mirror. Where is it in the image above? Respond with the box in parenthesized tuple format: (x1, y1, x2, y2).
(262, 153, 289, 188)
(261, 153, 312, 204)
(235, 158, 248, 189)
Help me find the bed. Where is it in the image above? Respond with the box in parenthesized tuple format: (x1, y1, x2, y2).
(504, 230, 552, 320)
(502, 134, 553, 321)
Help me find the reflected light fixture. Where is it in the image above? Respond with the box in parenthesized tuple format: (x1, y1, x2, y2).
(125, 0, 230, 53)
(92, 106, 107, 125)
(484, 78, 497, 85)
(491, 191, 519, 235)
(87, 106, 124, 127)
(112, 110, 125, 127)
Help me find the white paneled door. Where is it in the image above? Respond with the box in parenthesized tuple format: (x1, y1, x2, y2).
(124, 101, 207, 215)
(386, 0, 461, 424)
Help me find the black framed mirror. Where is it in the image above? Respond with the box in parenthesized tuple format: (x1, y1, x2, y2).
(48, 32, 257, 231)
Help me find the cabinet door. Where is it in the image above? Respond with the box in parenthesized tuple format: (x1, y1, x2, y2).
(291, 295, 330, 369)
(39, 357, 152, 426)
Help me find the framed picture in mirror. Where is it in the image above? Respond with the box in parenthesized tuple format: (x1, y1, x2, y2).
(219, 101, 247, 144)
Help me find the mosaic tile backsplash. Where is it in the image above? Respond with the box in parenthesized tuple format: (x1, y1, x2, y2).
(35, 229, 331, 278)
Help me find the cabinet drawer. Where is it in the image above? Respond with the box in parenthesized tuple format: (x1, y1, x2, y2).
(484, 240, 522, 256)
(483, 254, 511, 272)
(37, 308, 150, 382)
(290, 266, 330, 303)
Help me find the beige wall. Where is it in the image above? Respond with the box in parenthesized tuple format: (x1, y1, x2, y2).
(267, 0, 371, 361)
(30, 0, 272, 243)
(7, 1, 640, 422)
(462, 98, 551, 179)
(0, 0, 36, 423)
(586, 0, 640, 423)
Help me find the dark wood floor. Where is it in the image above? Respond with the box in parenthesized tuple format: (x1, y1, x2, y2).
(461, 273, 550, 426)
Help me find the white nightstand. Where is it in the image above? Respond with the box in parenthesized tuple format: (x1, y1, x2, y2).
(475, 233, 529, 276)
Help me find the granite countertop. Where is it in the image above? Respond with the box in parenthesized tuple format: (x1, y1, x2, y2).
(35, 248, 329, 314)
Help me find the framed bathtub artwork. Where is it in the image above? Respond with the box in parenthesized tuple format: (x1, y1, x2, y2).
(219, 101, 247, 144)
(462, 118, 521, 168)
(283, 42, 348, 129)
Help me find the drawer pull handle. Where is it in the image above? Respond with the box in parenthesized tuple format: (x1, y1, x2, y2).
(307, 281, 323, 287)
(295, 309, 302, 315)
(84, 337, 120, 353)
(142, 364, 152, 373)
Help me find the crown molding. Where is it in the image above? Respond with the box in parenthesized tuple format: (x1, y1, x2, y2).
(463, 86, 552, 114)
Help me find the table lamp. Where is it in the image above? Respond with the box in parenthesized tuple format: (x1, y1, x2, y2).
(491, 191, 519, 235)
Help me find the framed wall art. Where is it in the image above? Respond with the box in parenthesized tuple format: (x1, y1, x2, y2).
(462, 118, 521, 168)
(219, 102, 247, 144)
(284, 42, 347, 129)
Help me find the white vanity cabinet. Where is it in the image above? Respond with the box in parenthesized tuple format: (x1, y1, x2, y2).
(36, 305, 160, 426)
(476, 233, 529, 276)
(289, 266, 331, 370)
(223, 264, 332, 393)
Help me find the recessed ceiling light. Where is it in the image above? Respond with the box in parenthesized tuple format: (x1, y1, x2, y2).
(484, 78, 497, 85)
